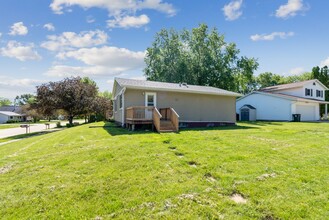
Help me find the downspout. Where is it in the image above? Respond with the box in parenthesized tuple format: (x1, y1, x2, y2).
(121, 87, 126, 127)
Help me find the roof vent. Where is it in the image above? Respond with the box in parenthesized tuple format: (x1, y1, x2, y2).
(181, 82, 188, 88)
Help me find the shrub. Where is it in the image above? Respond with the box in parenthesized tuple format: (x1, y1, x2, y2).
(66, 123, 74, 128)
(56, 122, 62, 128)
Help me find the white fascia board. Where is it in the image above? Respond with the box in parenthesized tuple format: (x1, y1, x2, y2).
(124, 85, 242, 97)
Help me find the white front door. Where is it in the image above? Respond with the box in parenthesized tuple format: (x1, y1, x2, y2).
(145, 92, 156, 119)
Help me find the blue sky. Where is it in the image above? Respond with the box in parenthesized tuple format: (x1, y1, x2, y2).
(0, 0, 329, 100)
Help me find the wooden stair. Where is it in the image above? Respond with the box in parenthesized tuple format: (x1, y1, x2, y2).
(159, 120, 176, 132)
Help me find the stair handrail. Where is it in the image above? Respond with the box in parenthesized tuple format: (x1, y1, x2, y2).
(170, 108, 179, 132)
(153, 107, 162, 132)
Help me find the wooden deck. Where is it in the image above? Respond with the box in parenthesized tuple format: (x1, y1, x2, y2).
(125, 106, 179, 132)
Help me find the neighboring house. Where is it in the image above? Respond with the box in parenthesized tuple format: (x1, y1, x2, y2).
(236, 79, 329, 121)
(0, 105, 27, 121)
(0, 111, 24, 124)
(112, 78, 241, 132)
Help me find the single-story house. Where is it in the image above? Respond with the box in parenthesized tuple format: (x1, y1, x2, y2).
(112, 78, 241, 132)
(236, 79, 329, 121)
(0, 111, 24, 124)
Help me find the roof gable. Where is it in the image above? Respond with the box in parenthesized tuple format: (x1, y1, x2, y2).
(260, 79, 329, 92)
(115, 78, 242, 97)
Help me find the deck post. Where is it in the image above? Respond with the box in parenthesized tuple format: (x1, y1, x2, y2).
(132, 124, 135, 131)
(325, 104, 328, 120)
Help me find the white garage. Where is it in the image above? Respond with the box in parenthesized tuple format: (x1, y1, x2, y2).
(236, 91, 329, 121)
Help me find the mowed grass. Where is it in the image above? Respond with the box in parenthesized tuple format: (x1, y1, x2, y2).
(0, 124, 21, 129)
(0, 122, 329, 219)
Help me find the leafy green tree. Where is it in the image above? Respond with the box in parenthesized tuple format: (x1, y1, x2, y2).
(0, 98, 11, 106)
(144, 24, 258, 93)
(99, 90, 112, 100)
(256, 72, 284, 88)
(36, 77, 98, 125)
(15, 94, 35, 106)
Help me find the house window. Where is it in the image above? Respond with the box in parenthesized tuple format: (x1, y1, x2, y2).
(316, 90, 323, 97)
(119, 94, 123, 109)
(10, 116, 13, 119)
(305, 88, 311, 96)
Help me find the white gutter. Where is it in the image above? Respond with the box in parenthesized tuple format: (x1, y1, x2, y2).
(123, 85, 242, 97)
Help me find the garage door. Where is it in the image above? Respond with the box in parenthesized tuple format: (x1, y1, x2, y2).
(296, 105, 316, 121)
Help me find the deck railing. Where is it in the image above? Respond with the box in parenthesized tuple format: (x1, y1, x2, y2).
(126, 106, 154, 120)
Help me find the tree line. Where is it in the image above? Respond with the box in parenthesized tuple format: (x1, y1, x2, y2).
(2, 77, 112, 125)
(144, 23, 329, 96)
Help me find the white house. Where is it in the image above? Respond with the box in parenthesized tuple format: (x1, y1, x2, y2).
(0, 111, 24, 124)
(236, 79, 329, 121)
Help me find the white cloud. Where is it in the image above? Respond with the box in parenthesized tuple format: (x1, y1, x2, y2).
(46, 46, 145, 77)
(222, 0, 243, 21)
(50, 0, 176, 16)
(275, 0, 306, 19)
(0, 76, 46, 100)
(9, 22, 28, 36)
(0, 33, 2, 38)
(41, 30, 108, 51)
(44, 23, 55, 31)
(0, 76, 45, 87)
(290, 67, 305, 75)
(320, 57, 329, 67)
(250, 32, 294, 41)
(1, 41, 41, 61)
(108, 14, 150, 28)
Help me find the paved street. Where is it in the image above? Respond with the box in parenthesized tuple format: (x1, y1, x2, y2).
(0, 123, 57, 139)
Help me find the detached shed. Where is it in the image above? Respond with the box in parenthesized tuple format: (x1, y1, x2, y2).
(240, 105, 256, 121)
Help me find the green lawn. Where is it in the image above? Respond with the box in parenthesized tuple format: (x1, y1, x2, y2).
(0, 122, 328, 219)
(0, 124, 21, 129)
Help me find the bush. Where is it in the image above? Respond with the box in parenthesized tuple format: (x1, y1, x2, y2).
(66, 123, 74, 128)
(56, 122, 62, 128)
(6, 120, 20, 124)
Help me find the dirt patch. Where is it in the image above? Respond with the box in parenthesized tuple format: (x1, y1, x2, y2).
(175, 152, 184, 157)
(188, 161, 198, 167)
(204, 173, 217, 182)
(230, 193, 247, 204)
(257, 173, 276, 181)
(0, 164, 13, 174)
(178, 193, 198, 201)
(168, 146, 176, 150)
(163, 139, 171, 144)
(163, 200, 177, 210)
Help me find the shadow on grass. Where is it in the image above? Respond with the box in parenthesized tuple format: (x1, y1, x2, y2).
(0, 130, 59, 144)
(237, 121, 287, 126)
(90, 122, 154, 136)
(94, 122, 258, 136)
(180, 124, 258, 132)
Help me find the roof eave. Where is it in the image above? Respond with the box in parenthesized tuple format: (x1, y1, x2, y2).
(124, 85, 242, 97)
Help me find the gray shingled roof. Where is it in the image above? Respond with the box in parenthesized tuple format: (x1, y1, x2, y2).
(115, 78, 242, 97)
(0, 106, 22, 113)
(0, 111, 22, 116)
(260, 79, 329, 91)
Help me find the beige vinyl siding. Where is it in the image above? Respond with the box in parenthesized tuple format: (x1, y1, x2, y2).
(124, 88, 236, 123)
(113, 82, 123, 124)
